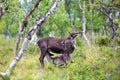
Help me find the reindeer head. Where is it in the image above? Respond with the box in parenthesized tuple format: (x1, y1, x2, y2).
(63, 32, 81, 50)
(67, 32, 80, 40)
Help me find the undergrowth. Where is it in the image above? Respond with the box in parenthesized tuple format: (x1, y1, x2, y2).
(0, 35, 120, 80)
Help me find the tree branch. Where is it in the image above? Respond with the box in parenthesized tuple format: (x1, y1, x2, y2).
(15, 0, 42, 56)
(0, 5, 9, 19)
(78, 0, 83, 11)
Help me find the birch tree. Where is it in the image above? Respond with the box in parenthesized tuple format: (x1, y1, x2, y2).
(0, 0, 61, 80)
(79, 0, 90, 46)
(99, 1, 120, 49)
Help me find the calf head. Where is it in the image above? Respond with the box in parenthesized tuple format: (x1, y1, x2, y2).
(52, 54, 72, 65)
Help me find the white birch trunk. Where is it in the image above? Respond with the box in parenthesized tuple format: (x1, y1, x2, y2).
(79, 0, 90, 46)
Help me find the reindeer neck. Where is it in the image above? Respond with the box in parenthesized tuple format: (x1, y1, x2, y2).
(67, 36, 75, 40)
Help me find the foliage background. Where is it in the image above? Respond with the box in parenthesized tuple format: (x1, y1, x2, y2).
(0, 0, 120, 80)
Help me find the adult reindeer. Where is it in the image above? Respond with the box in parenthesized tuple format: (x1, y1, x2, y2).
(37, 32, 80, 68)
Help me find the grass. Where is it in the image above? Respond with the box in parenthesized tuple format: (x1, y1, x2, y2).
(0, 35, 120, 80)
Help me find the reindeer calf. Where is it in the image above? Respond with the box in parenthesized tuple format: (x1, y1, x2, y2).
(51, 54, 72, 65)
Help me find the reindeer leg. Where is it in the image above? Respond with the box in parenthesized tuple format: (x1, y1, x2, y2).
(39, 49, 46, 68)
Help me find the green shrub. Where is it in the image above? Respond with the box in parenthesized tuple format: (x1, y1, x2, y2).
(95, 36, 110, 46)
(76, 37, 85, 47)
(26, 44, 38, 55)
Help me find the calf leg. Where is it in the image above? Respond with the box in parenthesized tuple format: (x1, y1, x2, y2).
(46, 53, 52, 63)
(45, 52, 53, 63)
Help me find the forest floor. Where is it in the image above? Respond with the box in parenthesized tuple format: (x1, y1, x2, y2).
(0, 35, 120, 80)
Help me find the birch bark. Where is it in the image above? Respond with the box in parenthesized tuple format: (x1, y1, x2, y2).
(79, 0, 90, 46)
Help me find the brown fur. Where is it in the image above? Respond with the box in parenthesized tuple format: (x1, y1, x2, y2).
(37, 32, 79, 68)
(52, 54, 72, 65)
